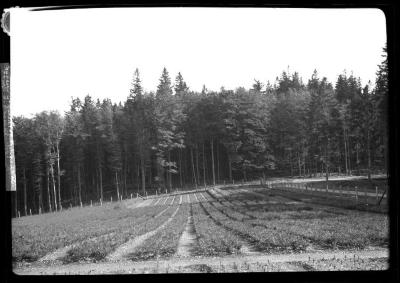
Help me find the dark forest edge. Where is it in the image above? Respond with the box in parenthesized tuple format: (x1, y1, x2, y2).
(11, 46, 388, 217)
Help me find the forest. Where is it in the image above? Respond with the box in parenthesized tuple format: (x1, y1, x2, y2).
(11, 47, 388, 216)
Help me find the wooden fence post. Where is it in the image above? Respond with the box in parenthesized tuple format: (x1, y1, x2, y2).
(18, 211, 20, 218)
(29, 209, 32, 216)
(90, 200, 92, 207)
(70, 203, 72, 209)
(80, 201, 83, 207)
(111, 196, 113, 202)
(100, 198, 103, 206)
(131, 193, 133, 199)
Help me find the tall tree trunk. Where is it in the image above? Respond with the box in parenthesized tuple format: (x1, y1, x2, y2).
(383, 133, 388, 177)
(356, 143, 360, 175)
(298, 152, 301, 177)
(168, 151, 172, 191)
(115, 171, 120, 200)
(211, 139, 216, 185)
(343, 127, 348, 175)
(56, 144, 62, 209)
(302, 145, 306, 178)
(136, 159, 140, 193)
(23, 167, 27, 216)
(141, 157, 146, 195)
(50, 164, 57, 211)
(99, 166, 103, 201)
(38, 180, 43, 214)
(123, 144, 127, 197)
(228, 156, 232, 182)
(325, 140, 329, 191)
(149, 160, 152, 191)
(367, 129, 372, 181)
(195, 144, 200, 186)
(216, 141, 220, 184)
(46, 165, 52, 212)
(314, 156, 317, 177)
(347, 134, 352, 174)
(202, 142, 206, 187)
(77, 164, 82, 205)
(190, 147, 197, 189)
(124, 157, 127, 197)
(183, 149, 187, 186)
(179, 148, 183, 189)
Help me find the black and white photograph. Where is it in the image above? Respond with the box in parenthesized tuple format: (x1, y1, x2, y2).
(3, 6, 392, 275)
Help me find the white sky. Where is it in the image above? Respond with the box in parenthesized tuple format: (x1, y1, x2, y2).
(10, 7, 386, 117)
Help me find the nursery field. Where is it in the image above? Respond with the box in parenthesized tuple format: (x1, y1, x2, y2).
(12, 183, 389, 274)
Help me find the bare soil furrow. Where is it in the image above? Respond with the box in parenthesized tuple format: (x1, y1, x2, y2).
(106, 206, 181, 262)
(175, 205, 198, 258)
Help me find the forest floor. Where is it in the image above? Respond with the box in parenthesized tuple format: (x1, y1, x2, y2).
(12, 178, 389, 274)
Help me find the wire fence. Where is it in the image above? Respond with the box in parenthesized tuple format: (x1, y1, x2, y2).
(263, 180, 387, 207)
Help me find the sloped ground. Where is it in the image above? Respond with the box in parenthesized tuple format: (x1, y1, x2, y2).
(12, 181, 389, 274)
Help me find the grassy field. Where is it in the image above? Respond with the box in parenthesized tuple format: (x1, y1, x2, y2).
(12, 181, 389, 273)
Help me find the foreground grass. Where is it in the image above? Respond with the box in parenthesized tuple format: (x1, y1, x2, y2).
(12, 185, 389, 265)
(208, 188, 388, 250)
(62, 206, 175, 263)
(12, 202, 169, 262)
(191, 199, 243, 256)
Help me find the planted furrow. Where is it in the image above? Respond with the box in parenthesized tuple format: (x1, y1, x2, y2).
(106, 205, 181, 262)
(199, 202, 261, 256)
(153, 206, 172, 219)
(209, 189, 247, 207)
(127, 203, 190, 261)
(208, 190, 360, 252)
(153, 197, 163, 206)
(163, 196, 170, 205)
(191, 203, 243, 256)
(199, 192, 208, 202)
(36, 205, 170, 263)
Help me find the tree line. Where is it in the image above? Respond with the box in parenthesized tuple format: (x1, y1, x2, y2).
(12, 47, 388, 216)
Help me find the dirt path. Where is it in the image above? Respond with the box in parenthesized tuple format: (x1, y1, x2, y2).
(175, 207, 198, 258)
(16, 247, 388, 274)
(106, 206, 180, 262)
